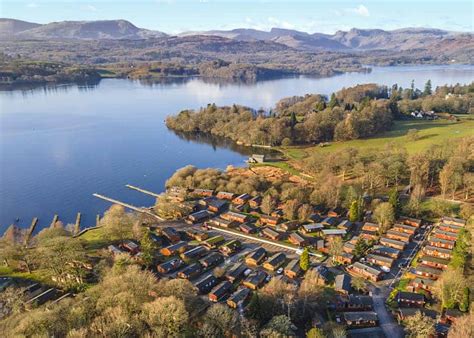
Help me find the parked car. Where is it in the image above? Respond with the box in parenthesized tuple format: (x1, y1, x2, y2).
(244, 268, 252, 277)
(276, 267, 283, 274)
(381, 266, 391, 273)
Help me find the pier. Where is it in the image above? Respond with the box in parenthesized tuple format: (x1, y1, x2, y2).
(125, 184, 161, 198)
(93, 193, 163, 221)
(24, 217, 38, 245)
(50, 214, 58, 228)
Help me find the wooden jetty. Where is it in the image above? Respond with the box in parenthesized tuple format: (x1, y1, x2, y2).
(74, 212, 81, 235)
(93, 193, 163, 221)
(125, 184, 161, 198)
(24, 217, 38, 245)
(50, 214, 59, 228)
(96, 214, 101, 227)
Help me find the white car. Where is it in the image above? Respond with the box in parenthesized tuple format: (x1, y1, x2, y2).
(381, 266, 391, 273)
(243, 268, 252, 277)
(276, 267, 284, 274)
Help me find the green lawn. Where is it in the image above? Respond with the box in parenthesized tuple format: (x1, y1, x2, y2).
(251, 161, 302, 176)
(282, 117, 474, 159)
(0, 266, 50, 284)
(77, 227, 108, 251)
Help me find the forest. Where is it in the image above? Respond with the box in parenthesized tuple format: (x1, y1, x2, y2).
(166, 82, 474, 146)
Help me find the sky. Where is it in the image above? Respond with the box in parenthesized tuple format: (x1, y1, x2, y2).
(1, 0, 473, 34)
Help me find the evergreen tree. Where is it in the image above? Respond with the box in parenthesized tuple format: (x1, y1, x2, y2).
(423, 79, 432, 96)
(328, 93, 338, 108)
(349, 200, 360, 222)
(140, 230, 157, 267)
(388, 188, 401, 218)
(300, 248, 310, 271)
(290, 111, 297, 128)
(354, 237, 368, 258)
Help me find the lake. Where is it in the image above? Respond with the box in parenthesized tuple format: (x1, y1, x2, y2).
(1, 65, 473, 233)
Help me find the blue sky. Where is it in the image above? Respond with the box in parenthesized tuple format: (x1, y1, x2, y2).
(1, 0, 473, 34)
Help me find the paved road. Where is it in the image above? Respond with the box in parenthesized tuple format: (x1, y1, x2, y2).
(370, 286, 404, 338)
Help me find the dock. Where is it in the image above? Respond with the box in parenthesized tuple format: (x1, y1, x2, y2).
(24, 217, 38, 245)
(74, 212, 81, 234)
(125, 184, 161, 198)
(93, 193, 163, 221)
(50, 214, 59, 228)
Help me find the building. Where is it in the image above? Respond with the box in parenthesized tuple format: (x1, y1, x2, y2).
(245, 248, 266, 266)
(337, 220, 354, 232)
(187, 210, 213, 224)
(301, 223, 324, 234)
(321, 217, 339, 227)
(322, 229, 347, 237)
(334, 252, 354, 265)
(399, 216, 422, 228)
(343, 312, 378, 328)
(312, 265, 333, 285)
(432, 229, 458, 241)
(396, 291, 425, 308)
(288, 232, 308, 247)
(279, 221, 299, 232)
(380, 237, 407, 250)
(225, 263, 247, 283)
(180, 246, 208, 261)
(410, 277, 435, 293)
(349, 262, 383, 282)
(161, 227, 181, 243)
(413, 265, 443, 280)
(177, 263, 203, 279)
(160, 242, 188, 256)
(423, 246, 452, 259)
(441, 216, 466, 227)
(248, 154, 267, 163)
(428, 238, 455, 250)
(335, 274, 352, 295)
(219, 240, 242, 256)
(259, 214, 281, 226)
(193, 188, 214, 197)
(108, 245, 126, 256)
(157, 258, 184, 274)
(366, 254, 394, 268)
(336, 295, 373, 311)
(209, 217, 236, 228)
(199, 252, 224, 269)
(263, 252, 286, 271)
(194, 274, 218, 294)
(284, 259, 301, 279)
(262, 227, 282, 241)
(209, 281, 232, 302)
(203, 235, 226, 249)
(438, 223, 463, 234)
(227, 288, 251, 309)
(221, 211, 249, 223)
(392, 223, 417, 235)
(243, 270, 267, 290)
(360, 230, 378, 241)
(370, 245, 400, 259)
(121, 240, 139, 254)
(216, 191, 235, 200)
(343, 242, 356, 254)
(362, 222, 379, 232)
(239, 223, 257, 234)
(233, 193, 251, 205)
(419, 255, 449, 270)
(249, 195, 262, 208)
(386, 229, 412, 242)
(207, 199, 228, 213)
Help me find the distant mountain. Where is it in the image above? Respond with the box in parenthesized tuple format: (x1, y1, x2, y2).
(0, 19, 167, 40)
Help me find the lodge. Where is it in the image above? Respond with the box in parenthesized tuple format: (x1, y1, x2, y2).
(121, 240, 139, 254)
(386, 229, 412, 242)
(193, 189, 214, 197)
(370, 245, 400, 259)
(279, 221, 299, 232)
(328, 207, 345, 218)
(301, 223, 324, 234)
(259, 214, 281, 226)
(194, 274, 218, 294)
(343, 312, 378, 328)
(239, 223, 257, 234)
(321, 229, 347, 237)
(227, 288, 251, 309)
(428, 238, 455, 250)
(221, 211, 249, 223)
(203, 235, 226, 249)
(349, 262, 383, 282)
(441, 216, 466, 227)
(334, 252, 354, 265)
(209, 281, 232, 302)
(180, 246, 208, 261)
(284, 259, 301, 279)
(431, 229, 457, 241)
(161, 227, 181, 243)
(380, 237, 407, 250)
(438, 223, 463, 233)
(399, 216, 422, 228)
(391, 223, 417, 235)
(261, 227, 282, 241)
(157, 258, 184, 274)
(263, 252, 286, 271)
(108, 245, 126, 255)
(245, 247, 267, 266)
(360, 230, 378, 240)
(337, 220, 354, 232)
(361, 222, 379, 232)
(249, 195, 262, 208)
(209, 217, 236, 228)
(410, 277, 435, 293)
(336, 295, 373, 311)
(225, 263, 248, 283)
(233, 193, 251, 205)
(216, 191, 235, 200)
(177, 263, 203, 279)
(243, 270, 267, 290)
(160, 241, 189, 256)
(343, 242, 355, 254)
(199, 252, 224, 268)
(321, 217, 339, 227)
(396, 291, 425, 308)
(313, 265, 332, 285)
(423, 245, 452, 259)
(187, 210, 213, 224)
(334, 274, 351, 295)
(288, 232, 308, 246)
(219, 240, 242, 256)
(413, 265, 443, 279)
(207, 199, 228, 213)
(366, 253, 394, 268)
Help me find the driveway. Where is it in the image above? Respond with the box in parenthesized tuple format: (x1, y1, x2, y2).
(370, 286, 405, 338)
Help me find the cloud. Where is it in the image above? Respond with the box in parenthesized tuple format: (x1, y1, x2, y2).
(350, 5, 370, 17)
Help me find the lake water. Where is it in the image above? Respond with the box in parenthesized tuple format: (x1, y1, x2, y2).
(1, 65, 473, 233)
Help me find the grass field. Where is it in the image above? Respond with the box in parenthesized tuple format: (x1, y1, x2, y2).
(281, 116, 474, 160)
(77, 227, 108, 251)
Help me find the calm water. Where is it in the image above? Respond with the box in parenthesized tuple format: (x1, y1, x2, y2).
(1, 65, 473, 232)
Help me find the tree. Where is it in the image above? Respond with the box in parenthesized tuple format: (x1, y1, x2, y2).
(423, 79, 432, 96)
(142, 296, 188, 336)
(283, 199, 299, 220)
(261, 194, 276, 215)
(388, 188, 401, 218)
(306, 327, 325, 338)
(140, 230, 157, 267)
(328, 93, 338, 108)
(260, 315, 295, 337)
(448, 311, 473, 338)
(433, 267, 467, 309)
(348, 200, 361, 222)
(0, 286, 28, 319)
(403, 311, 435, 338)
(373, 202, 395, 234)
(199, 303, 240, 337)
(353, 237, 368, 259)
(350, 276, 367, 293)
(298, 204, 313, 222)
(328, 237, 343, 263)
(300, 248, 310, 271)
(100, 204, 133, 244)
(290, 111, 297, 128)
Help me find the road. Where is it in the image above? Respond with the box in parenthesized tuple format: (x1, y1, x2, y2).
(370, 286, 404, 338)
